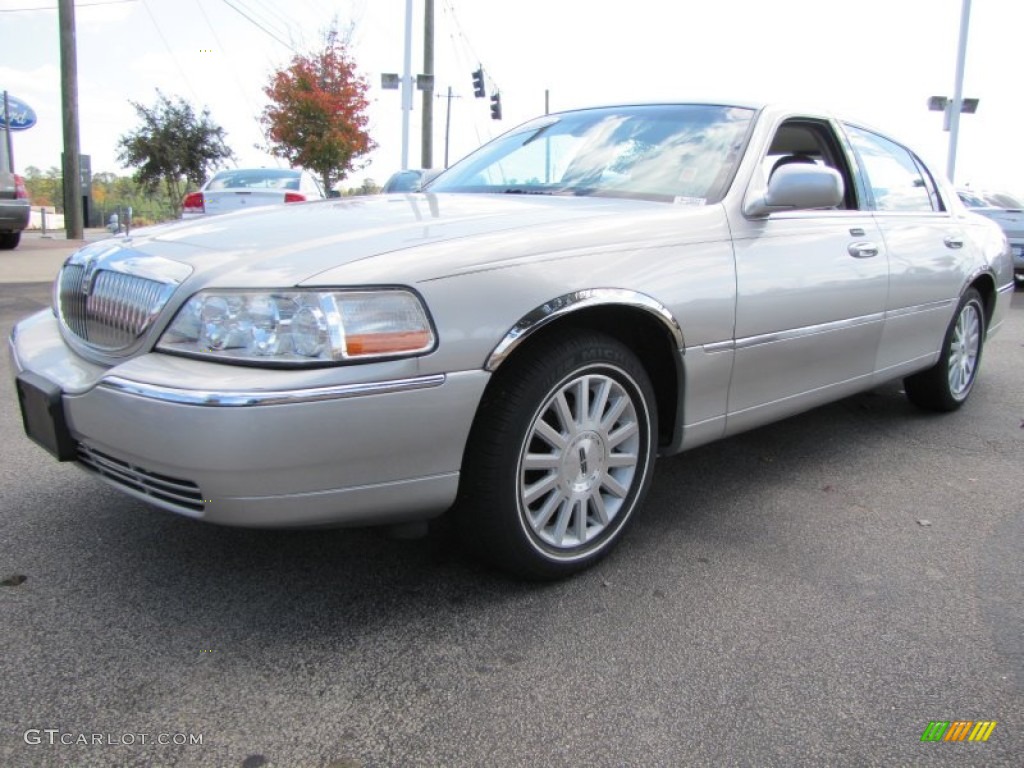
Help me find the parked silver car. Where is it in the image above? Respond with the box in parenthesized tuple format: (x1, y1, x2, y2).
(958, 188, 1024, 285)
(11, 103, 1014, 578)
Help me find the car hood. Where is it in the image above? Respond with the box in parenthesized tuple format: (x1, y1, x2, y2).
(111, 193, 712, 288)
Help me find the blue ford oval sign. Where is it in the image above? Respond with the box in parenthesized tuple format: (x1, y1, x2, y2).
(0, 93, 37, 131)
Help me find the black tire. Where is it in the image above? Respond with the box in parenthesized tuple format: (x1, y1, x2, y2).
(904, 288, 985, 412)
(455, 331, 658, 579)
(0, 231, 20, 250)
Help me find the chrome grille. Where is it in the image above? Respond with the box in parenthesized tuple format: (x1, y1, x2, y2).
(78, 444, 206, 513)
(58, 265, 170, 351)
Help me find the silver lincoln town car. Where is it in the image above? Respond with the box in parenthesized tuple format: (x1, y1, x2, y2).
(11, 103, 1015, 578)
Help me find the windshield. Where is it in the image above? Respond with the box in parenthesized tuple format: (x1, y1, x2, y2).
(430, 104, 754, 203)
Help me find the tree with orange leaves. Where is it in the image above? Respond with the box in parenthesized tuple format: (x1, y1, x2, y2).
(261, 27, 376, 194)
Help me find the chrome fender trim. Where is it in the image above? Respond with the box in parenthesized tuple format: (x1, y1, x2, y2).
(485, 289, 685, 372)
(96, 373, 447, 407)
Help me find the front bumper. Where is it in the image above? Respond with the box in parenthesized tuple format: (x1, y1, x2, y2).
(10, 310, 489, 527)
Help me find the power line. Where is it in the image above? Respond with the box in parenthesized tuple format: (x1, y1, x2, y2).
(0, 0, 137, 12)
(140, 0, 200, 104)
(219, 0, 298, 54)
(248, 0, 304, 48)
(194, 0, 274, 168)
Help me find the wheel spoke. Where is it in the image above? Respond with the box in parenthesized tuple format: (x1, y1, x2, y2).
(523, 452, 561, 471)
(554, 391, 577, 437)
(601, 472, 628, 499)
(534, 419, 567, 450)
(600, 395, 628, 432)
(523, 472, 558, 505)
(589, 489, 609, 526)
(530, 491, 563, 531)
(590, 378, 611, 423)
(552, 498, 573, 545)
(574, 498, 587, 544)
(607, 421, 638, 449)
(577, 377, 591, 428)
(606, 451, 637, 468)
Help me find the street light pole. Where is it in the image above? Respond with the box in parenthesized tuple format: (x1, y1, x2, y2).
(946, 0, 972, 182)
(401, 0, 413, 170)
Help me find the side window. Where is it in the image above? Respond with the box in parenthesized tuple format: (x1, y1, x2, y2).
(844, 125, 938, 212)
(763, 120, 858, 209)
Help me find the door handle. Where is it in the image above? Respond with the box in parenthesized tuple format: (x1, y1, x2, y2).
(848, 241, 879, 259)
(944, 236, 964, 249)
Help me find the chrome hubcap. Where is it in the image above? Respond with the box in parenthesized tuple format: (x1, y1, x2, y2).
(518, 372, 641, 550)
(948, 302, 980, 398)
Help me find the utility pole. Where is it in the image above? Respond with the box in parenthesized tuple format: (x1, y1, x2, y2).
(421, 0, 434, 169)
(58, 0, 83, 239)
(946, 0, 972, 182)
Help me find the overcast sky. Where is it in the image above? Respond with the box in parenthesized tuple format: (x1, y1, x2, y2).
(1, 0, 1021, 194)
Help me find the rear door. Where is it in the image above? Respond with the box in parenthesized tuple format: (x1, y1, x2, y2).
(841, 124, 974, 374)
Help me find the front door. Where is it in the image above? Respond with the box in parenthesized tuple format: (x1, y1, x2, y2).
(725, 118, 889, 434)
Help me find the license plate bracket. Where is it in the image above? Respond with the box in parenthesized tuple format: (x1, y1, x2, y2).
(15, 371, 77, 461)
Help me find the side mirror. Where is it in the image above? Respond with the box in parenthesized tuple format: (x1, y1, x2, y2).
(743, 164, 844, 218)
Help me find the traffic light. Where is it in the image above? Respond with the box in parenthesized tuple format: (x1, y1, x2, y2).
(490, 92, 502, 120)
(471, 69, 485, 98)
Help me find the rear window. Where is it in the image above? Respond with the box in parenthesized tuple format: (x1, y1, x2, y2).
(207, 169, 301, 191)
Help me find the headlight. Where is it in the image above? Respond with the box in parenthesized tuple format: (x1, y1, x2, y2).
(156, 289, 435, 365)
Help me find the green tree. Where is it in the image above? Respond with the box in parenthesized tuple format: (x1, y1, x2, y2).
(22, 165, 62, 208)
(261, 27, 376, 192)
(117, 91, 234, 215)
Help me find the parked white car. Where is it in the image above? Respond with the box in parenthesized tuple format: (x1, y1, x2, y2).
(12, 103, 1015, 578)
(182, 168, 325, 218)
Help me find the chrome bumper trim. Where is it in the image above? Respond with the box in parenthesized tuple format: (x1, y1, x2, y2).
(97, 373, 447, 407)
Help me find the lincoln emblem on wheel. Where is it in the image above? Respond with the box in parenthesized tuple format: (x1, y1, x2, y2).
(9, 102, 1015, 578)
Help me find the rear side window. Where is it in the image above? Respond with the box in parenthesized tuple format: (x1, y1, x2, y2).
(844, 125, 941, 212)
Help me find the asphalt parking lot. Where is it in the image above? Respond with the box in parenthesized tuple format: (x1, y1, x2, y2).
(0, 237, 1021, 767)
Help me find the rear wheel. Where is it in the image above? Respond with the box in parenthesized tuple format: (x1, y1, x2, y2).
(456, 331, 658, 579)
(0, 231, 20, 250)
(904, 288, 985, 412)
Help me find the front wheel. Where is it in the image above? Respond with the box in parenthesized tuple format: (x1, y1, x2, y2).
(456, 331, 658, 579)
(904, 288, 985, 412)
